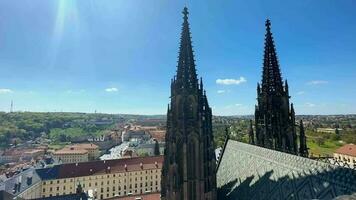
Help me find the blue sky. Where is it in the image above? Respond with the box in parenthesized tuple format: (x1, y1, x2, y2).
(0, 0, 355, 115)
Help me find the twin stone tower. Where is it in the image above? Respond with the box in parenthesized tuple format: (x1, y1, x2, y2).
(161, 7, 217, 200)
(161, 7, 308, 200)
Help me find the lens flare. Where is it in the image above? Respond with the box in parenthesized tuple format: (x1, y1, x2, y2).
(48, 0, 79, 69)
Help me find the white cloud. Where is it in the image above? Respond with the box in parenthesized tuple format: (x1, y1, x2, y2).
(297, 91, 305, 95)
(307, 80, 328, 85)
(66, 89, 86, 94)
(0, 89, 13, 94)
(217, 90, 225, 94)
(105, 87, 118, 92)
(305, 102, 315, 107)
(235, 104, 243, 107)
(216, 77, 247, 85)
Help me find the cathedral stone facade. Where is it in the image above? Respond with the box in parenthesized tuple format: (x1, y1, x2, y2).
(253, 20, 308, 157)
(160, 7, 217, 200)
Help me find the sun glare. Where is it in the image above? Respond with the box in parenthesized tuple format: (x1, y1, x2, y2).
(49, 0, 80, 69)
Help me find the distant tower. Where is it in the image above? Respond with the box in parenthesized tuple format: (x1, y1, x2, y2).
(161, 7, 217, 200)
(10, 100, 13, 113)
(299, 120, 309, 157)
(254, 19, 300, 155)
(248, 120, 255, 144)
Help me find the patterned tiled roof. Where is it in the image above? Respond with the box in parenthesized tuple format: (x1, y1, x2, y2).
(217, 140, 356, 200)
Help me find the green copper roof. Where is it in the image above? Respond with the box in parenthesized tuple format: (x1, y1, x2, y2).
(217, 140, 356, 200)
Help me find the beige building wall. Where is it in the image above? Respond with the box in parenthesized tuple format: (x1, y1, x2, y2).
(87, 148, 100, 160)
(18, 181, 42, 199)
(52, 143, 100, 164)
(53, 152, 89, 164)
(333, 153, 356, 166)
(40, 168, 161, 199)
(41, 178, 76, 198)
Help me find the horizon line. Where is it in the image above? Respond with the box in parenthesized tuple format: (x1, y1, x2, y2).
(1, 110, 355, 117)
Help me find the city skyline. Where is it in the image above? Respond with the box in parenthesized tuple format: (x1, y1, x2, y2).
(0, 0, 355, 115)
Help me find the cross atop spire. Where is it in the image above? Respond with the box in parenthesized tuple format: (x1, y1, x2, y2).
(261, 19, 283, 95)
(175, 7, 198, 92)
(265, 19, 271, 31)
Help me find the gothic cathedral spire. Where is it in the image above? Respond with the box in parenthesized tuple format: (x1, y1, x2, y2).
(252, 19, 307, 156)
(262, 19, 283, 94)
(175, 7, 198, 93)
(161, 7, 217, 200)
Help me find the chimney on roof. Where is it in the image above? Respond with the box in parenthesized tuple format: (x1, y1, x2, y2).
(27, 176, 32, 185)
(140, 162, 143, 170)
(76, 163, 78, 166)
(155, 161, 158, 168)
(124, 164, 127, 171)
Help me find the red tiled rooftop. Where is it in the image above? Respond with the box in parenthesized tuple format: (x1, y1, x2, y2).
(2, 149, 25, 156)
(108, 192, 160, 200)
(57, 155, 163, 179)
(24, 149, 45, 154)
(54, 143, 98, 155)
(70, 143, 99, 150)
(148, 130, 166, 142)
(53, 148, 88, 155)
(335, 144, 356, 157)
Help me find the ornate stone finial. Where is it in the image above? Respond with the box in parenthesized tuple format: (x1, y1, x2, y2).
(266, 19, 271, 31)
(291, 103, 295, 113)
(183, 7, 189, 19)
(200, 77, 203, 90)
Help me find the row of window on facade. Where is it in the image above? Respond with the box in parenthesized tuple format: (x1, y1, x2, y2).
(43, 175, 159, 188)
(42, 169, 160, 185)
(43, 180, 159, 193)
(336, 155, 356, 163)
